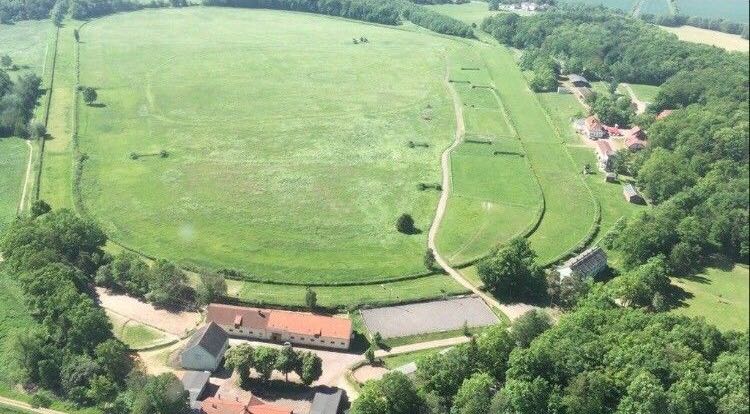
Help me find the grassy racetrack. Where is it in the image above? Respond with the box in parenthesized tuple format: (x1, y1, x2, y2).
(77, 8, 460, 283)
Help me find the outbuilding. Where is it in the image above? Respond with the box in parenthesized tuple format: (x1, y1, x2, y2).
(310, 389, 345, 414)
(623, 184, 645, 204)
(584, 116, 606, 140)
(181, 371, 211, 411)
(569, 74, 591, 88)
(181, 322, 229, 372)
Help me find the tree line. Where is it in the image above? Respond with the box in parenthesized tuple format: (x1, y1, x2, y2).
(641, 13, 750, 39)
(351, 303, 748, 413)
(0, 205, 200, 413)
(0, 68, 43, 137)
(224, 343, 323, 386)
(480, 5, 747, 85)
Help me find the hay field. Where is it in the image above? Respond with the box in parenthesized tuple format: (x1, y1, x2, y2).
(662, 25, 750, 52)
(676, 0, 749, 24)
(425, 1, 500, 25)
(76, 8, 462, 283)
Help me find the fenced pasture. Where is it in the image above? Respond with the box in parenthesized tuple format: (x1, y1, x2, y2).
(425, 1, 500, 25)
(437, 49, 542, 264)
(0, 20, 52, 79)
(75, 8, 463, 284)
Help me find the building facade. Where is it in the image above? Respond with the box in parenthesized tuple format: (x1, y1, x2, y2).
(207, 304, 353, 350)
(181, 322, 229, 372)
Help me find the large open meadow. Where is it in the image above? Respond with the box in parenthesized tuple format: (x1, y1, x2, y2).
(76, 8, 462, 283)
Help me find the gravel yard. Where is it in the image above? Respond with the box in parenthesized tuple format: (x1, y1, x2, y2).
(360, 295, 499, 339)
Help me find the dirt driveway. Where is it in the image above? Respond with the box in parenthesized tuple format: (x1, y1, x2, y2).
(96, 287, 201, 337)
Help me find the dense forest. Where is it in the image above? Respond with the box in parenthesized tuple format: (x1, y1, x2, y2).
(0, 68, 43, 137)
(0, 206, 195, 413)
(351, 307, 748, 414)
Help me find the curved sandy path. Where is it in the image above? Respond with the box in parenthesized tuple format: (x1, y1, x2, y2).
(622, 83, 647, 114)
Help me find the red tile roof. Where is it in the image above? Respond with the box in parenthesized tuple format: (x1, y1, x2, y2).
(206, 304, 352, 340)
(201, 397, 293, 414)
(656, 109, 673, 120)
(267, 311, 352, 340)
(207, 304, 270, 331)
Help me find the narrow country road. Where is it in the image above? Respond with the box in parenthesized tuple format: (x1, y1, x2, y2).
(17, 139, 34, 215)
(0, 396, 68, 414)
(622, 83, 647, 114)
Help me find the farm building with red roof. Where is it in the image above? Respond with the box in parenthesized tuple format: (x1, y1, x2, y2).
(206, 304, 353, 350)
(201, 396, 293, 414)
(584, 116, 606, 139)
(656, 109, 673, 120)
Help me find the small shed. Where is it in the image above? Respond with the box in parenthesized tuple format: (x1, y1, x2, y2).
(557, 86, 572, 94)
(310, 389, 345, 414)
(180, 322, 229, 372)
(623, 184, 645, 204)
(605, 172, 618, 183)
(569, 74, 591, 87)
(181, 371, 210, 411)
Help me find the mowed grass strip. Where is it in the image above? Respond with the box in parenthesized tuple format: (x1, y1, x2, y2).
(76, 8, 462, 283)
(480, 45, 598, 264)
(230, 274, 469, 308)
(40, 22, 79, 210)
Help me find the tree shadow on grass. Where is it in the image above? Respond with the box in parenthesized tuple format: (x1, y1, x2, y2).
(87, 102, 106, 108)
(665, 281, 695, 310)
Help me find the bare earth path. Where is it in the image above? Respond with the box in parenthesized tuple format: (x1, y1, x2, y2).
(622, 83, 647, 114)
(0, 396, 68, 414)
(17, 140, 34, 215)
(427, 61, 532, 322)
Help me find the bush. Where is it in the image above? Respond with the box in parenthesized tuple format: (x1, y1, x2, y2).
(396, 213, 416, 234)
(30, 390, 54, 408)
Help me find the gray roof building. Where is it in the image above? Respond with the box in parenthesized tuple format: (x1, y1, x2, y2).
(181, 370, 210, 411)
(558, 247, 608, 279)
(310, 389, 345, 414)
(180, 322, 229, 372)
(623, 184, 645, 204)
(569, 74, 590, 86)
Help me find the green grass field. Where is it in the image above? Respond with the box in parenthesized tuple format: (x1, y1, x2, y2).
(671, 264, 749, 332)
(482, 46, 598, 264)
(425, 1, 499, 25)
(676, 0, 749, 24)
(0, 268, 37, 399)
(75, 8, 464, 284)
(382, 346, 450, 369)
(230, 275, 469, 309)
(0, 20, 52, 80)
(625, 83, 660, 103)
(0, 139, 27, 231)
